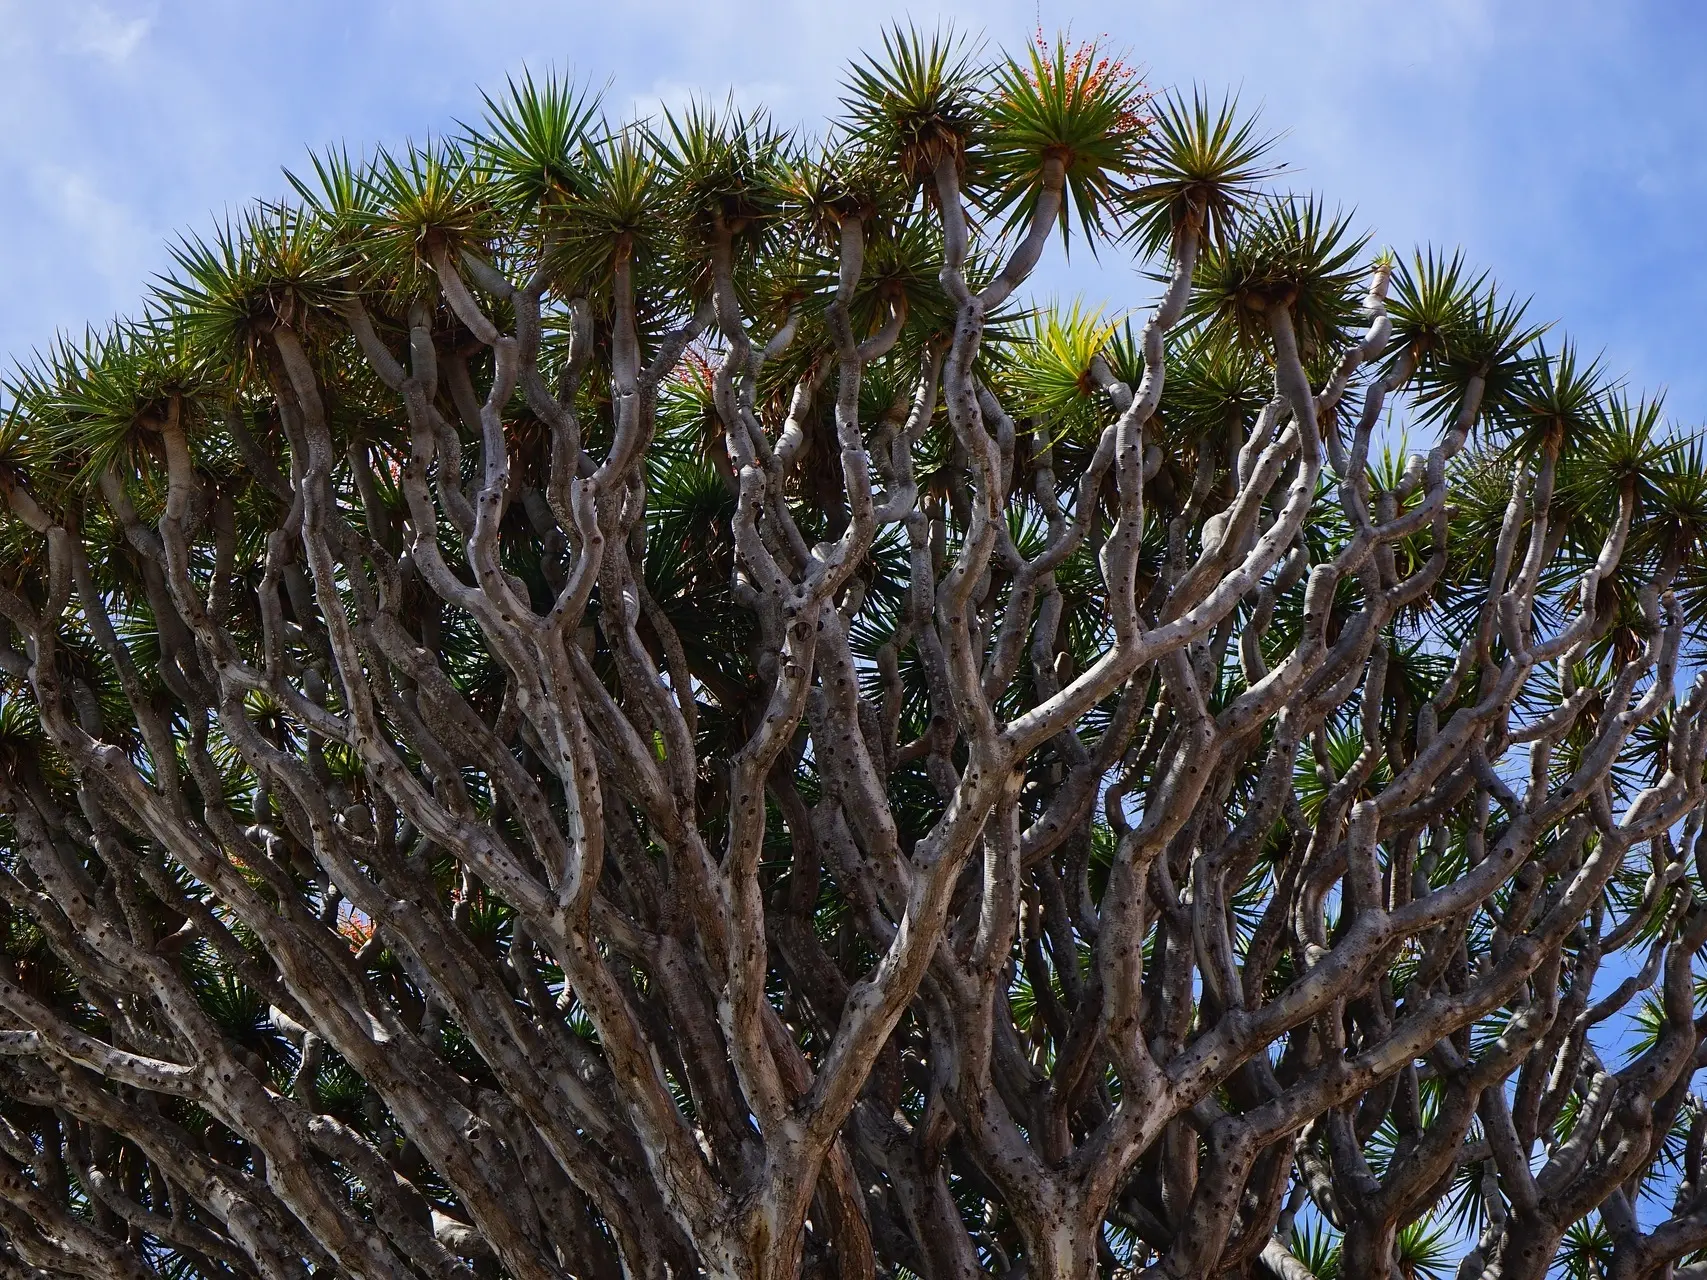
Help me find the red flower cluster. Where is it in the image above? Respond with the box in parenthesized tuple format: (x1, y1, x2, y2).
(1027, 30, 1154, 136)
(337, 905, 375, 950)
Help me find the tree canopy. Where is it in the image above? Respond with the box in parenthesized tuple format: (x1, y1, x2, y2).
(1, 25, 1706, 1280)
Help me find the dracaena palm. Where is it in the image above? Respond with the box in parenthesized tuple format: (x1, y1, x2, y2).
(1190, 194, 1370, 358)
(472, 70, 603, 215)
(1004, 300, 1124, 443)
(984, 35, 1152, 251)
(1388, 247, 1484, 364)
(1556, 390, 1673, 557)
(654, 101, 789, 254)
(1124, 89, 1278, 259)
(160, 201, 347, 362)
(1404, 268, 1547, 432)
(842, 24, 985, 194)
(1499, 338, 1608, 455)
(544, 124, 668, 290)
(1158, 325, 1270, 446)
(1, 23, 1707, 1280)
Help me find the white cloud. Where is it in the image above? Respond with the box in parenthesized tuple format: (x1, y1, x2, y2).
(628, 77, 796, 126)
(62, 2, 153, 65)
(28, 162, 155, 294)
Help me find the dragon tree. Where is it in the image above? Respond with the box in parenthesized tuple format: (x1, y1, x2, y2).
(2, 27, 1706, 1280)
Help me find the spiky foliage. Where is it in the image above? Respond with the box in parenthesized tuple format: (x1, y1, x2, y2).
(985, 35, 1152, 248)
(1004, 300, 1124, 441)
(1124, 89, 1277, 258)
(1394, 248, 1548, 430)
(0, 30, 1704, 1280)
(1191, 194, 1370, 357)
(546, 125, 668, 289)
(1499, 339, 1608, 453)
(842, 24, 985, 192)
(472, 69, 602, 213)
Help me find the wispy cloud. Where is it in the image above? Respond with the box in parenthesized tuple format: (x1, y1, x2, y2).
(628, 78, 795, 126)
(28, 162, 154, 292)
(62, 2, 153, 65)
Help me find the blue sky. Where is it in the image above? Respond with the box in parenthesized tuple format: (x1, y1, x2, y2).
(2, 0, 1705, 426)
